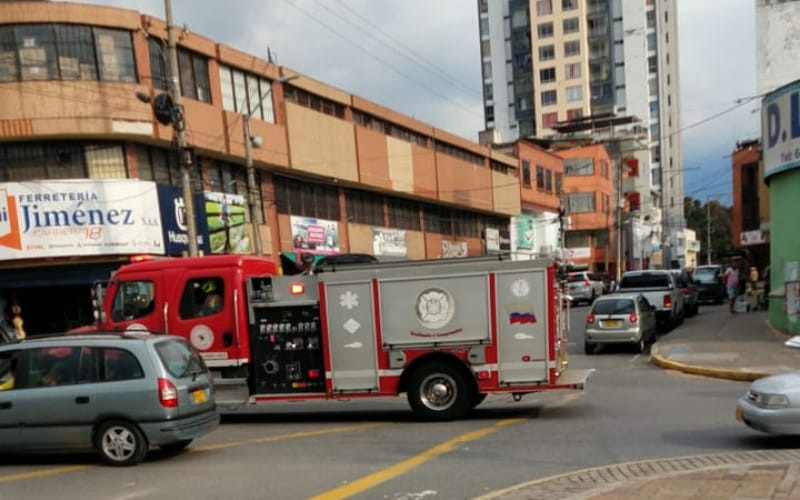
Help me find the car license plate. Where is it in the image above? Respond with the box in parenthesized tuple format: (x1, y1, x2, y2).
(735, 405, 743, 422)
(602, 320, 621, 328)
(191, 389, 207, 404)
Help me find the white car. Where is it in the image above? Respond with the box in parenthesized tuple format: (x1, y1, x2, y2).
(736, 371, 800, 434)
(566, 271, 605, 305)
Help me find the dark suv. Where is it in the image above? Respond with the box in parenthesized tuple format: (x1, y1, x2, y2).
(693, 265, 726, 304)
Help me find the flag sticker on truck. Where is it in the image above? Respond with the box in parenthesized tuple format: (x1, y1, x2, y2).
(509, 312, 537, 324)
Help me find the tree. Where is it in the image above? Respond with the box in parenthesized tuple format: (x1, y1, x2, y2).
(684, 196, 734, 264)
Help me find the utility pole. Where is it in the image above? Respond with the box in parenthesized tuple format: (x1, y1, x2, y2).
(243, 114, 262, 256)
(165, 0, 198, 256)
(706, 199, 712, 265)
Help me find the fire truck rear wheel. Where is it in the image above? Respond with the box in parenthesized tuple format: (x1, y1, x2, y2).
(471, 392, 487, 409)
(407, 362, 471, 421)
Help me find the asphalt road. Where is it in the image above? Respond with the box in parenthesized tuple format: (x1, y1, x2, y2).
(0, 302, 791, 500)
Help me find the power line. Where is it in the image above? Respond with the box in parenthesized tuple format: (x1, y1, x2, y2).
(280, 0, 481, 120)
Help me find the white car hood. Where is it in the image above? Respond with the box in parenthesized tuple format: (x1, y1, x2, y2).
(751, 371, 800, 393)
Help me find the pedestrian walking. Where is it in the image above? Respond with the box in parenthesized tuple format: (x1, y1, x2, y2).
(723, 261, 740, 313)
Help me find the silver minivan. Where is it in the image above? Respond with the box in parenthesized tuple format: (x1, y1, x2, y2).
(0, 332, 218, 465)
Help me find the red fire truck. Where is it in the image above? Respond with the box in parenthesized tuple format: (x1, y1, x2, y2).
(92, 254, 590, 420)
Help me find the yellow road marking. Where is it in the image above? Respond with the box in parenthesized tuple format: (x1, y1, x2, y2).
(194, 422, 384, 452)
(0, 465, 93, 484)
(309, 418, 525, 500)
(0, 423, 383, 484)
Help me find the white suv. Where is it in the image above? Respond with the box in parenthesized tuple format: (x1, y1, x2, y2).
(566, 271, 605, 305)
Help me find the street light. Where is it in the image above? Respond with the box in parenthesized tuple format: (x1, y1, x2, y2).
(243, 74, 298, 256)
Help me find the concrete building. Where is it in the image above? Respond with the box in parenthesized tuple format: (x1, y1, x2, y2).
(756, 0, 800, 96)
(0, 1, 527, 333)
(731, 139, 769, 273)
(476, 0, 684, 267)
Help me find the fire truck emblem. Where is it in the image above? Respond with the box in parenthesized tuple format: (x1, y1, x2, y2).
(415, 287, 454, 329)
(340, 290, 359, 310)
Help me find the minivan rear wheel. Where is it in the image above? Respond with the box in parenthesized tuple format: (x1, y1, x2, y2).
(95, 420, 148, 466)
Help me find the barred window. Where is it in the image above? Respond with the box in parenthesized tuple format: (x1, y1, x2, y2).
(433, 141, 485, 167)
(453, 211, 479, 238)
(521, 161, 531, 187)
(423, 204, 452, 235)
(284, 86, 345, 119)
(387, 197, 420, 231)
(352, 110, 428, 147)
(218, 65, 275, 122)
(149, 39, 210, 103)
(273, 176, 340, 220)
(0, 142, 126, 181)
(345, 189, 384, 226)
(135, 145, 201, 189)
(536, 165, 545, 189)
(0, 24, 135, 83)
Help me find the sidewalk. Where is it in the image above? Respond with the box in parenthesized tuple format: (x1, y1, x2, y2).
(479, 305, 800, 500)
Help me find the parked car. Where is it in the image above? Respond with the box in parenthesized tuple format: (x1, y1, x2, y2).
(584, 293, 658, 354)
(671, 269, 699, 317)
(693, 265, 726, 304)
(0, 332, 219, 465)
(736, 371, 800, 435)
(566, 271, 605, 305)
(617, 270, 685, 330)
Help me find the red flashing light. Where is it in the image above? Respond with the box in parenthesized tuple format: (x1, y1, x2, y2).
(290, 282, 305, 295)
(587, 314, 595, 324)
(130, 255, 155, 263)
(308, 369, 320, 379)
(477, 370, 491, 380)
(629, 313, 638, 323)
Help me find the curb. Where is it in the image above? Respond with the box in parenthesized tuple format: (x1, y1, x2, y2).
(649, 348, 770, 382)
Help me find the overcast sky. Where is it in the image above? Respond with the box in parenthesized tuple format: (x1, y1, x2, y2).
(64, 0, 758, 205)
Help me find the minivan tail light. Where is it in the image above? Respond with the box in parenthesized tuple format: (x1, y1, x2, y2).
(629, 313, 638, 323)
(587, 314, 595, 324)
(584, 279, 590, 287)
(158, 378, 179, 407)
(663, 294, 672, 309)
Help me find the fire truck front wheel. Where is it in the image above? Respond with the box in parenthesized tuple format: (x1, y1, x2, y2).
(407, 362, 471, 421)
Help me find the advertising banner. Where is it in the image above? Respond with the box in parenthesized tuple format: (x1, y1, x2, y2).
(763, 80, 800, 179)
(516, 215, 535, 250)
(204, 192, 252, 254)
(442, 240, 467, 258)
(157, 185, 210, 256)
(372, 228, 407, 258)
(290, 215, 339, 255)
(0, 180, 163, 260)
(485, 227, 500, 253)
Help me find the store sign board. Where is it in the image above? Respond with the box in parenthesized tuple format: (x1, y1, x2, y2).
(291, 216, 340, 255)
(157, 185, 209, 256)
(0, 180, 163, 260)
(373, 228, 407, 257)
(763, 79, 800, 179)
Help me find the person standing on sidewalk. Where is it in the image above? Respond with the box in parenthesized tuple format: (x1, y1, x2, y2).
(723, 260, 740, 313)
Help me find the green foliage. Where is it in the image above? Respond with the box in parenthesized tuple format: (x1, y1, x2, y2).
(684, 196, 734, 263)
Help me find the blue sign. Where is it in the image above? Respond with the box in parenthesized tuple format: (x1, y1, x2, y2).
(157, 185, 210, 256)
(763, 79, 800, 179)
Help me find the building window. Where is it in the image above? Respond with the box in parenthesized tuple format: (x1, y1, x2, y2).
(541, 89, 557, 106)
(648, 55, 658, 74)
(346, 189, 384, 226)
(601, 161, 609, 178)
(565, 193, 596, 213)
(538, 45, 555, 61)
(536, 0, 553, 15)
(218, 65, 275, 122)
(0, 142, 128, 181)
(564, 157, 594, 176)
(388, 197, 420, 231)
(647, 33, 657, 51)
(423, 203, 452, 235)
(542, 112, 558, 128)
(562, 18, 580, 34)
(565, 62, 581, 79)
(433, 141, 485, 166)
(453, 210, 479, 238)
(537, 22, 554, 39)
(566, 108, 583, 121)
(539, 67, 556, 83)
(0, 24, 136, 83)
(283, 86, 345, 119)
(536, 165, 545, 189)
(353, 110, 428, 147)
(649, 77, 658, 97)
(562, 0, 578, 10)
(564, 40, 580, 57)
(566, 85, 582, 102)
(274, 175, 340, 220)
(545, 169, 553, 192)
(149, 39, 210, 103)
(522, 160, 531, 187)
(555, 172, 563, 194)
